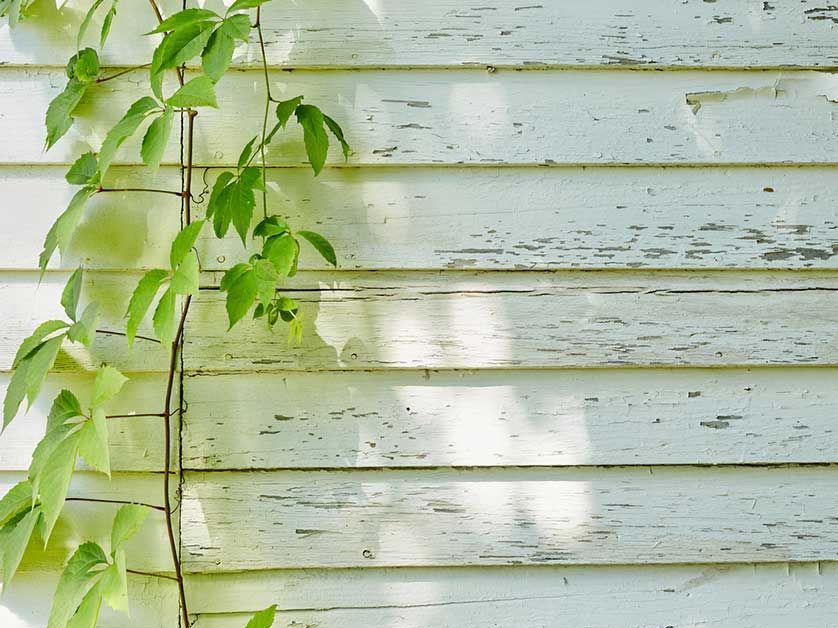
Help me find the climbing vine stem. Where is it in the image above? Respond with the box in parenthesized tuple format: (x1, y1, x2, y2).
(0, 1, 349, 626)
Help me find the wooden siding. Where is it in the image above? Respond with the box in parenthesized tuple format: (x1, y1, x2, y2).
(2, 1, 838, 626)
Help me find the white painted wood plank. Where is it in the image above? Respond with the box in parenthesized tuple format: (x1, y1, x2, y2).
(7, 164, 838, 271)
(197, 69, 838, 166)
(0, 373, 171, 472)
(0, 271, 170, 373)
(0, 68, 179, 165)
(2, 571, 176, 628)
(181, 465, 838, 570)
(5, 0, 838, 69)
(196, 166, 838, 270)
(188, 563, 837, 628)
(0, 167, 180, 271)
(183, 368, 838, 469)
(187, 271, 838, 371)
(0, 471, 172, 574)
(7, 68, 838, 165)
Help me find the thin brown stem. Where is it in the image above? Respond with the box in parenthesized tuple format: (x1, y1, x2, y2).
(106, 412, 167, 420)
(96, 64, 151, 84)
(96, 329, 161, 344)
(127, 569, 180, 582)
(147, 0, 184, 86)
(255, 9, 272, 220)
(66, 497, 165, 512)
(98, 187, 185, 198)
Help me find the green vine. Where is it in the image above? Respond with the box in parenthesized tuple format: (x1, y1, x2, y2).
(0, 1, 349, 626)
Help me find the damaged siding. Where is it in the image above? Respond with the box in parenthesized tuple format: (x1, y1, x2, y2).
(2, 1, 838, 626)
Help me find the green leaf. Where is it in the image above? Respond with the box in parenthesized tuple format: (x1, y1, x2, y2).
(202, 28, 235, 82)
(45, 79, 89, 150)
(78, 408, 109, 476)
(24, 335, 64, 408)
(125, 269, 169, 347)
(110, 504, 149, 552)
(207, 171, 235, 219)
(220, 263, 257, 329)
(39, 430, 82, 545)
(66, 302, 99, 348)
(13, 320, 70, 370)
(3, 361, 29, 431)
(245, 604, 278, 628)
(91, 365, 128, 408)
(253, 215, 289, 239)
(141, 106, 174, 173)
(152, 287, 177, 346)
(171, 220, 205, 269)
(149, 43, 166, 101)
(98, 97, 160, 177)
(47, 389, 83, 432)
(65, 153, 99, 186)
(230, 178, 257, 245)
(295, 104, 329, 175)
(77, 0, 105, 49)
(0, 480, 33, 527)
(171, 250, 199, 295)
(166, 75, 218, 108)
(40, 187, 96, 271)
(152, 21, 215, 74)
(297, 230, 337, 267)
(29, 421, 74, 500)
(323, 114, 350, 160)
(237, 136, 258, 170)
(67, 579, 104, 628)
(100, 0, 119, 49)
(263, 234, 299, 277)
(99, 550, 127, 612)
(68, 48, 100, 83)
(61, 268, 84, 322)
(1, 506, 41, 588)
(254, 258, 279, 307)
(275, 95, 303, 130)
(147, 8, 218, 34)
(228, 0, 271, 13)
(221, 13, 251, 40)
(47, 542, 109, 628)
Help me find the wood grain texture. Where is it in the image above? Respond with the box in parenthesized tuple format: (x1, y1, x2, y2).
(187, 271, 838, 371)
(188, 563, 837, 628)
(181, 465, 838, 570)
(0, 272, 170, 374)
(7, 68, 838, 166)
(4, 0, 838, 69)
(2, 571, 177, 628)
(0, 373, 171, 472)
(182, 368, 838, 469)
(0, 471, 172, 574)
(0, 167, 180, 271)
(196, 166, 838, 271)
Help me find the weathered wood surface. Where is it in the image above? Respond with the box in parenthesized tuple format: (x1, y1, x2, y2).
(196, 166, 838, 271)
(0, 166, 180, 271)
(2, 571, 176, 628)
(183, 368, 838, 469)
(0, 272, 170, 373)
(10, 164, 838, 271)
(0, 373, 171, 472)
(187, 271, 838, 371)
(188, 563, 837, 628)
(181, 465, 838, 570)
(7, 68, 838, 166)
(0, 471, 171, 574)
(4, 0, 838, 69)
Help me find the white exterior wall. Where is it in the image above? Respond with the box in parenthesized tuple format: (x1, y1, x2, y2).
(2, 1, 838, 626)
